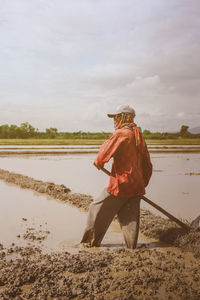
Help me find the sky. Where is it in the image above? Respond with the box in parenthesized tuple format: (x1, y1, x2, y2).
(0, 0, 200, 132)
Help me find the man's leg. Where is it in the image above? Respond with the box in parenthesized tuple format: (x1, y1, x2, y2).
(117, 197, 140, 249)
(81, 189, 128, 247)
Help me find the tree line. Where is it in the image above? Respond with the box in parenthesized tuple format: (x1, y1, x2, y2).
(0, 123, 110, 139)
(0, 123, 199, 139)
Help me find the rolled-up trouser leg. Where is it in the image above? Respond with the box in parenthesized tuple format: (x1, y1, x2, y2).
(117, 197, 140, 249)
(81, 189, 129, 247)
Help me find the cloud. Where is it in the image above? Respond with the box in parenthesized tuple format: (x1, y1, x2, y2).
(176, 112, 185, 119)
(0, 0, 199, 131)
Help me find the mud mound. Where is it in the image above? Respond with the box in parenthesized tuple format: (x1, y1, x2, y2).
(0, 245, 200, 299)
(140, 209, 200, 258)
(0, 168, 93, 211)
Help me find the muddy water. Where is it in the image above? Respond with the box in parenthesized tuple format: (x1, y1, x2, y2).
(146, 153, 200, 221)
(0, 180, 86, 251)
(0, 180, 150, 252)
(0, 153, 199, 221)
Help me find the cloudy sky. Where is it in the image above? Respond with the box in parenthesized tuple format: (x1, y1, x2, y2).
(0, 0, 199, 132)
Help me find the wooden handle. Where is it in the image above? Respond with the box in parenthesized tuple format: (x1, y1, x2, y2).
(97, 165, 190, 231)
(141, 196, 190, 231)
(100, 166, 111, 176)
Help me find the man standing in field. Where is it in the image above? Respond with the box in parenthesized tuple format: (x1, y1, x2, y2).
(81, 105, 152, 249)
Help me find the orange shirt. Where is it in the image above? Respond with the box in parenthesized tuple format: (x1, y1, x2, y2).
(94, 127, 152, 198)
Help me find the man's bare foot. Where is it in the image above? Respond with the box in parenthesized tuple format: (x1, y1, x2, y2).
(74, 242, 91, 248)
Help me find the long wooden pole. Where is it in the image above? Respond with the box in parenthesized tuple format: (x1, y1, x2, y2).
(98, 166, 191, 231)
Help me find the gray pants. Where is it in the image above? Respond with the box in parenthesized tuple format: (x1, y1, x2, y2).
(81, 189, 140, 249)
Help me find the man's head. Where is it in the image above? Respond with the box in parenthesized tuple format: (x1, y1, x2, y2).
(107, 105, 136, 128)
(107, 105, 136, 118)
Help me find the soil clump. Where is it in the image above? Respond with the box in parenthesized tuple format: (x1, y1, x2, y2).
(0, 243, 200, 299)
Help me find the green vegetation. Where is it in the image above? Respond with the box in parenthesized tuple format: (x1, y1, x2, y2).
(142, 125, 199, 140)
(0, 123, 111, 140)
(0, 122, 199, 144)
(0, 139, 106, 145)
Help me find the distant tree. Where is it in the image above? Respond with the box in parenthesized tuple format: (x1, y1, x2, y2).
(0, 124, 9, 138)
(10, 124, 21, 138)
(45, 128, 58, 138)
(143, 129, 151, 135)
(150, 132, 166, 139)
(20, 122, 36, 138)
(179, 125, 190, 137)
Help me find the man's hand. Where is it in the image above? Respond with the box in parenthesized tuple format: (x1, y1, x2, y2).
(94, 164, 111, 176)
(93, 162, 101, 170)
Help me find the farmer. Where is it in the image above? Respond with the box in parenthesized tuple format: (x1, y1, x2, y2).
(81, 104, 152, 248)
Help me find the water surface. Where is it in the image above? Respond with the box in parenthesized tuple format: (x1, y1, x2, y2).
(1, 180, 137, 252)
(0, 153, 199, 221)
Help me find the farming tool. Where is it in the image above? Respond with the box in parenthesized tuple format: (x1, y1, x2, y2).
(96, 165, 200, 231)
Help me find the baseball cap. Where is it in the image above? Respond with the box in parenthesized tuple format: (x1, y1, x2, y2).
(107, 105, 136, 118)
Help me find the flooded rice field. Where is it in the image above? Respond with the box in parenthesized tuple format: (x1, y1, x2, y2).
(0, 149, 200, 299)
(0, 179, 150, 252)
(0, 152, 199, 220)
(0, 159, 142, 253)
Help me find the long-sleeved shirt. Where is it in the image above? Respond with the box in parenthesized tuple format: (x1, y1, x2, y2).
(94, 127, 152, 198)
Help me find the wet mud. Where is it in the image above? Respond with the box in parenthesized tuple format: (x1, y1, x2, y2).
(0, 243, 200, 299)
(0, 168, 200, 299)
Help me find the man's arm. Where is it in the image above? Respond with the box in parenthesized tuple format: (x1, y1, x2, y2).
(94, 132, 126, 169)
